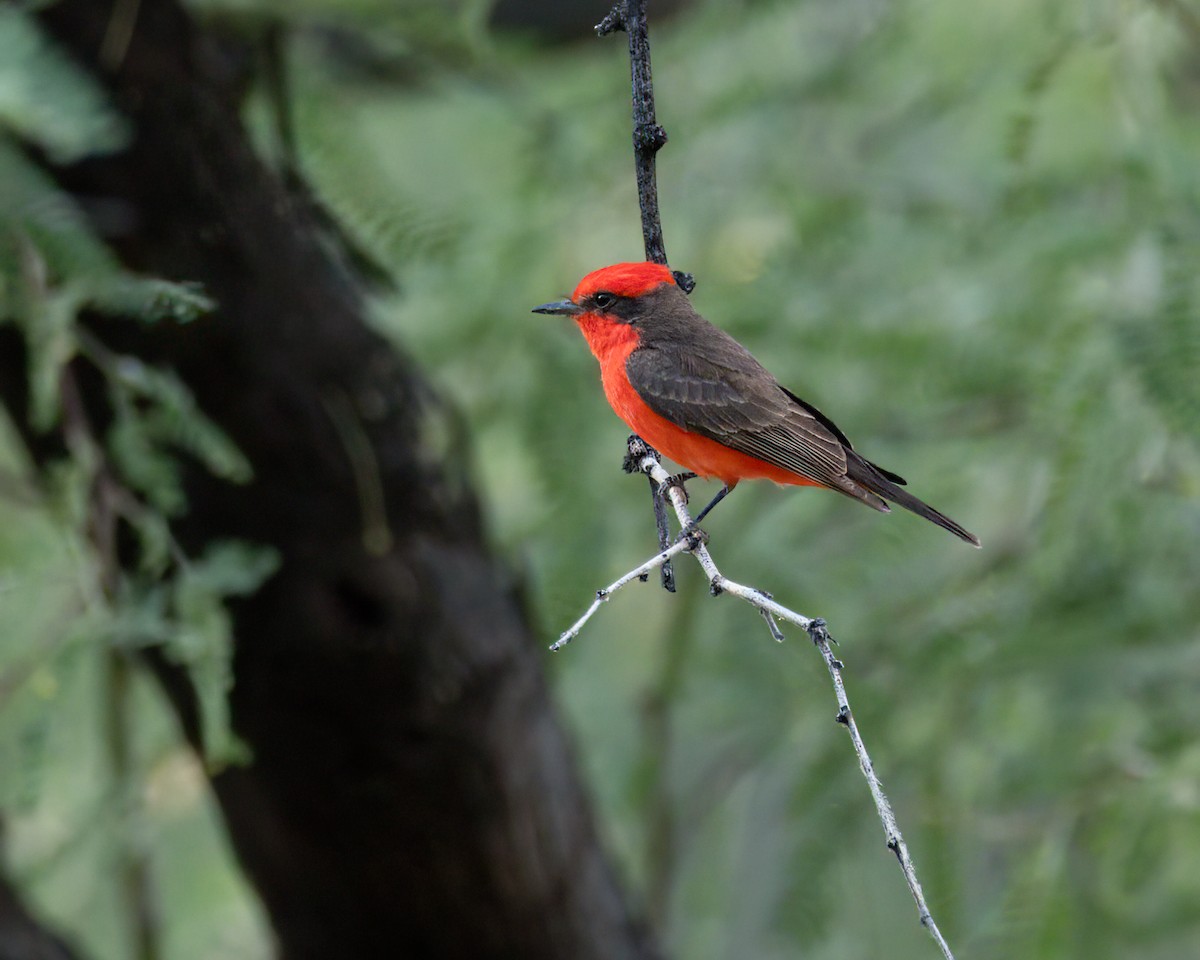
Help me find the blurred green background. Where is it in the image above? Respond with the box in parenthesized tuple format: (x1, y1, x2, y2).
(3, 0, 1200, 957)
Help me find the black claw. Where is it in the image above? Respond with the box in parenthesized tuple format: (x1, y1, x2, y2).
(660, 471, 696, 502)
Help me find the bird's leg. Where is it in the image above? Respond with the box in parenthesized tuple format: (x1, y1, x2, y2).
(676, 483, 731, 542)
(692, 484, 731, 525)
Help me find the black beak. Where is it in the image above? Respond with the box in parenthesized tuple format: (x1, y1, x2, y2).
(532, 298, 582, 316)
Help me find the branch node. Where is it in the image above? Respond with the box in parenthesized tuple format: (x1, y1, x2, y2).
(671, 270, 697, 294)
(595, 3, 628, 36)
(836, 704, 852, 725)
(806, 617, 835, 646)
(635, 122, 669, 153)
(596, 588, 609, 601)
(887, 836, 901, 853)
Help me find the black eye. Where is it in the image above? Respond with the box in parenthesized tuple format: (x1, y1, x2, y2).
(593, 291, 616, 309)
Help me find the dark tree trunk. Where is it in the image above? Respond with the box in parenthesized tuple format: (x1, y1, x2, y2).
(1, 2, 661, 958)
(0, 873, 84, 960)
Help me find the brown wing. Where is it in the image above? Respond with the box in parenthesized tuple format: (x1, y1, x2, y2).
(618, 285, 977, 543)
(624, 335, 856, 490)
(623, 311, 986, 544)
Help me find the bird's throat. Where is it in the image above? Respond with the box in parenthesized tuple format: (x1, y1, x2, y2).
(574, 311, 641, 365)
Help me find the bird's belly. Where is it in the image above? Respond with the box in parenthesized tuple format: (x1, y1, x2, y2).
(603, 366, 816, 488)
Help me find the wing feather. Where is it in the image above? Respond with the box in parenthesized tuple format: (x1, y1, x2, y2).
(625, 341, 849, 485)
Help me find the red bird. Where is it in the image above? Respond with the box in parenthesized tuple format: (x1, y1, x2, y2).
(534, 261, 980, 546)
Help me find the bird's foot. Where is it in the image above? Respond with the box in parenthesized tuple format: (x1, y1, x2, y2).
(660, 471, 697, 502)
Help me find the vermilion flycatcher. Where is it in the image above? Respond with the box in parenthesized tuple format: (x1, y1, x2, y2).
(534, 261, 980, 546)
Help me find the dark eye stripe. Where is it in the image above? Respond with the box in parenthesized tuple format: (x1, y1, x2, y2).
(587, 291, 642, 323)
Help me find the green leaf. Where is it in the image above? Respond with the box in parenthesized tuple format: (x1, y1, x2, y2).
(0, 8, 128, 163)
(85, 275, 216, 324)
(166, 541, 279, 766)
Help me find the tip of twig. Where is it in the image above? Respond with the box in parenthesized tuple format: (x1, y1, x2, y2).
(659, 566, 676, 592)
(672, 271, 696, 294)
(681, 527, 708, 549)
(595, 4, 626, 36)
(623, 435, 659, 472)
(759, 608, 786, 643)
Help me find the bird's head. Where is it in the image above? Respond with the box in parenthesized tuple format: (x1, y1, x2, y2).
(533, 262, 682, 357)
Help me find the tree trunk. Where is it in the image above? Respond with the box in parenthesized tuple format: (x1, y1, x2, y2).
(0, 872, 84, 960)
(3, 2, 661, 957)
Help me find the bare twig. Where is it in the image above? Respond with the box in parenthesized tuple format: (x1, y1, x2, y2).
(554, 437, 957, 960)
(599, 0, 698, 592)
(809, 619, 954, 960)
(553, 535, 692, 649)
(597, 1, 668, 267)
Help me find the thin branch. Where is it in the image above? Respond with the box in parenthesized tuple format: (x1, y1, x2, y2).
(553, 437, 957, 960)
(598, 0, 694, 592)
(597, 0, 669, 267)
(552, 536, 692, 650)
(809, 620, 954, 960)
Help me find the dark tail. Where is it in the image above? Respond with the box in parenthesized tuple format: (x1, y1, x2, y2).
(846, 455, 981, 547)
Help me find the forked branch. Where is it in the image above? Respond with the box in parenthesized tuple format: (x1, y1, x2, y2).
(554, 438, 957, 960)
